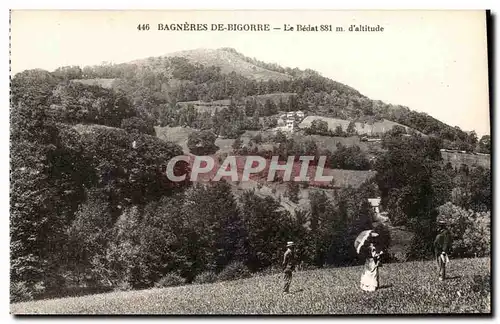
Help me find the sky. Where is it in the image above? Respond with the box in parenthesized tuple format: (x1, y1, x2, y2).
(10, 10, 490, 136)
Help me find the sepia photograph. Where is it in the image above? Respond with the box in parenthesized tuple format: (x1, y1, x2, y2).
(9, 9, 491, 315)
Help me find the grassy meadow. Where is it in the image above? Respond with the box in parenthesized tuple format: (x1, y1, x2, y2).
(11, 257, 490, 315)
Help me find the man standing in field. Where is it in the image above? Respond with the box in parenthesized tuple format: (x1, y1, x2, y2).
(282, 241, 296, 294)
(434, 221, 452, 281)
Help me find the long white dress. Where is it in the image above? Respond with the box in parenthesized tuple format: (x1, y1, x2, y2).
(360, 245, 380, 292)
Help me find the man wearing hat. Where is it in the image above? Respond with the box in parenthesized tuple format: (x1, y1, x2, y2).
(282, 241, 296, 294)
(434, 220, 452, 281)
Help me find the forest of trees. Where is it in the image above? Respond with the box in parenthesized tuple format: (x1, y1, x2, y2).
(374, 130, 491, 260)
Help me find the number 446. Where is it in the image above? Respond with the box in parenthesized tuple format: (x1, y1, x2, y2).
(137, 24, 150, 31)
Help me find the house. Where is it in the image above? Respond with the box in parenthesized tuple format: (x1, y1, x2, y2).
(286, 118, 295, 131)
(368, 198, 381, 215)
(368, 197, 389, 223)
(361, 137, 382, 142)
(296, 111, 305, 119)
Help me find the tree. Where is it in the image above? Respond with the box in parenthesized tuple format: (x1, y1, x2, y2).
(187, 130, 218, 155)
(376, 135, 443, 258)
(173, 182, 246, 279)
(53, 66, 83, 80)
(333, 125, 344, 136)
(288, 95, 299, 111)
(252, 133, 263, 144)
(11, 101, 92, 296)
(10, 69, 59, 109)
(329, 144, 370, 170)
(346, 121, 357, 136)
(106, 206, 143, 289)
(67, 190, 114, 286)
(384, 125, 407, 139)
(239, 191, 291, 271)
(310, 119, 329, 134)
(285, 181, 300, 203)
(437, 202, 490, 258)
(478, 135, 491, 154)
(274, 129, 287, 144)
(264, 99, 278, 116)
(244, 99, 256, 116)
(121, 117, 155, 135)
(232, 137, 243, 153)
(467, 131, 478, 147)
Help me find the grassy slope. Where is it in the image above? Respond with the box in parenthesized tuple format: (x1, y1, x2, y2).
(178, 93, 297, 114)
(161, 48, 292, 81)
(299, 115, 414, 136)
(441, 151, 491, 169)
(71, 78, 117, 89)
(11, 257, 490, 315)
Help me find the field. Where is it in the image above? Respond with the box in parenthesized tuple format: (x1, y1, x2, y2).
(178, 92, 297, 115)
(299, 116, 415, 136)
(71, 78, 117, 89)
(155, 126, 258, 153)
(441, 151, 491, 169)
(11, 257, 490, 315)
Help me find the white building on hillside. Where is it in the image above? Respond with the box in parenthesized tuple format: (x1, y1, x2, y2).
(368, 198, 381, 215)
(368, 197, 389, 223)
(276, 111, 306, 132)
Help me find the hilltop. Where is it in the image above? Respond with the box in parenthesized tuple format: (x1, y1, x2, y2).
(67, 47, 484, 155)
(153, 48, 292, 81)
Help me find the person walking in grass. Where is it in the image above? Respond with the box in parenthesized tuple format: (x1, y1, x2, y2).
(360, 241, 383, 292)
(434, 220, 452, 281)
(282, 241, 296, 294)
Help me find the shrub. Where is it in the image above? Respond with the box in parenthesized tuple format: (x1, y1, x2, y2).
(10, 281, 35, 303)
(154, 273, 186, 288)
(471, 274, 490, 297)
(392, 251, 409, 263)
(217, 262, 252, 282)
(437, 202, 491, 258)
(120, 117, 155, 135)
(193, 271, 218, 284)
(256, 265, 282, 277)
(252, 133, 263, 144)
(373, 223, 392, 253)
(114, 280, 133, 292)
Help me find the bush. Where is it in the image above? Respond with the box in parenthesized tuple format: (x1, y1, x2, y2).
(256, 265, 282, 277)
(154, 273, 186, 288)
(373, 223, 392, 253)
(10, 281, 35, 303)
(120, 117, 155, 135)
(114, 280, 133, 292)
(471, 274, 490, 297)
(252, 133, 263, 144)
(391, 251, 409, 263)
(217, 262, 252, 282)
(193, 271, 218, 284)
(437, 202, 491, 258)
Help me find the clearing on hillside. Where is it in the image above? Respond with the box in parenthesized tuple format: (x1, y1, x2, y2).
(299, 116, 415, 136)
(11, 257, 490, 315)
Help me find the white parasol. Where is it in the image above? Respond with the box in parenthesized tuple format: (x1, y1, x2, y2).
(354, 230, 379, 254)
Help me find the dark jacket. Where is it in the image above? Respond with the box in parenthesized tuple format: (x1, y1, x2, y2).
(434, 229, 452, 256)
(283, 248, 295, 272)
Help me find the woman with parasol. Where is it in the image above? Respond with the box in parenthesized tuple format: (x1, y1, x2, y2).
(355, 230, 384, 292)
